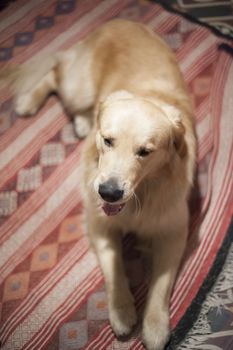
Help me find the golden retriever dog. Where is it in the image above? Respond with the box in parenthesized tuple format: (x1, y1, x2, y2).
(7, 20, 196, 350)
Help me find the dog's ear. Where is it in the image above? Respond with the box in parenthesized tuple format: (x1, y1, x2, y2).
(161, 105, 187, 158)
(173, 118, 187, 158)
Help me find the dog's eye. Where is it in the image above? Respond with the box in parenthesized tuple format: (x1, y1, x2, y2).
(137, 148, 151, 157)
(104, 137, 113, 147)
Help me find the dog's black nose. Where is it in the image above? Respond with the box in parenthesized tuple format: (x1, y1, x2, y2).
(98, 179, 124, 202)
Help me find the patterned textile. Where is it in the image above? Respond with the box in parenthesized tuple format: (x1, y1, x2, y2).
(0, 1, 16, 12)
(153, 0, 233, 39)
(0, 1, 232, 350)
(180, 225, 233, 350)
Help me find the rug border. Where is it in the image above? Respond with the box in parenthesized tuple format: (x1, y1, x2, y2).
(167, 217, 233, 349)
(151, 0, 233, 42)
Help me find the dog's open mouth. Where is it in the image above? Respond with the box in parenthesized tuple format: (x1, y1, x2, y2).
(102, 202, 125, 216)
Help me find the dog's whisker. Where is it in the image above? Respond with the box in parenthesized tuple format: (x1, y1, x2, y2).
(133, 191, 141, 216)
(133, 193, 137, 214)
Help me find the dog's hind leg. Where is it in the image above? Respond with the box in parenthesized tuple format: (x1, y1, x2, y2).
(12, 54, 58, 116)
(15, 69, 57, 116)
(56, 46, 97, 138)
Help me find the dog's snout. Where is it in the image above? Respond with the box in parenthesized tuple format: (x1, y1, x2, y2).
(98, 178, 124, 202)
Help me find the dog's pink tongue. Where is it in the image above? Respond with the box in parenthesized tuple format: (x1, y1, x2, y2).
(102, 203, 125, 216)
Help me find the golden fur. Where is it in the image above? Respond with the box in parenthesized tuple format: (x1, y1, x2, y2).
(7, 20, 196, 350)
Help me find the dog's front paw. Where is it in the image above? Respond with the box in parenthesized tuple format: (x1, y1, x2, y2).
(109, 301, 137, 337)
(74, 115, 91, 138)
(15, 93, 38, 116)
(142, 314, 170, 350)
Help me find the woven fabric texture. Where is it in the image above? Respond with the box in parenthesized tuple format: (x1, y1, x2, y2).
(0, 1, 232, 349)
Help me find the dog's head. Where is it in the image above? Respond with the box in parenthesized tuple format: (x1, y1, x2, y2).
(94, 90, 186, 216)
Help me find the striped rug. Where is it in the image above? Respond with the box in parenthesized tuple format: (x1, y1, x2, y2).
(0, 1, 232, 349)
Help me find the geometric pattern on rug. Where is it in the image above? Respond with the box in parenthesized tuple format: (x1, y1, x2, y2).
(0, 122, 77, 225)
(0, 0, 76, 62)
(0, 210, 83, 322)
(179, 238, 233, 350)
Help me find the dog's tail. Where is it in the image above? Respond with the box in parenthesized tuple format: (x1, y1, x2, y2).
(0, 54, 58, 94)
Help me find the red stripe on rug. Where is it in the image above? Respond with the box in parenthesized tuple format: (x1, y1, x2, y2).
(171, 53, 231, 296)
(23, 268, 103, 350)
(170, 55, 232, 324)
(0, 111, 67, 189)
(1, 238, 88, 342)
(0, 0, 57, 46)
(0, 144, 82, 243)
(0, 0, 29, 24)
